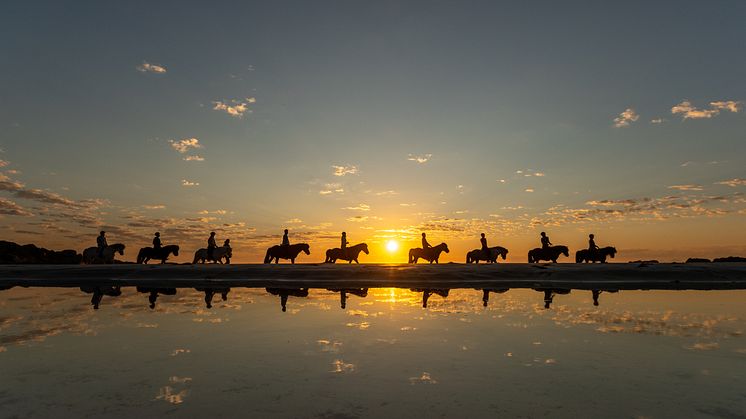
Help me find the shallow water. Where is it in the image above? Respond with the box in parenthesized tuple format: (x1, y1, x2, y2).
(1, 286, 745, 418)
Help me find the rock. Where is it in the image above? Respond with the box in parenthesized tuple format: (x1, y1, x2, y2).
(686, 258, 711, 263)
(713, 256, 746, 263)
(629, 260, 659, 264)
(0, 241, 82, 264)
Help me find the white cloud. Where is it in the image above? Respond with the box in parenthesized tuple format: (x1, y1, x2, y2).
(183, 155, 204, 162)
(332, 165, 358, 176)
(143, 205, 166, 210)
(716, 178, 746, 187)
(181, 180, 199, 187)
(0, 197, 32, 216)
(169, 138, 202, 154)
(668, 184, 704, 191)
(136, 62, 167, 74)
(408, 154, 432, 164)
(525, 188, 535, 193)
(285, 218, 303, 224)
(319, 183, 344, 195)
(212, 98, 256, 118)
(0, 160, 8, 168)
(651, 118, 665, 124)
(613, 108, 639, 128)
(342, 203, 371, 211)
(671, 100, 741, 120)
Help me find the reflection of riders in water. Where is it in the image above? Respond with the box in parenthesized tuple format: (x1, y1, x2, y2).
(80, 285, 121, 310)
(136, 286, 177, 309)
(266, 288, 309, 312)
(196, 287, 230, 309)
(341, 232, 349, 257)
(97, 231, 108, 258)
(537, 288, 570, 309)
(282, 229, 290, 246)
(207, 232, 217, 261)
(422, 233, 431, 249)
(540, 232, 552, 249)
(153, 232, 161, 250)
(411, 289, 450, 308)
(591, 289, 618, 306)
(328, 288, 368, 309)
(480, 233, 489, 258)
(481, 288, 509, 307)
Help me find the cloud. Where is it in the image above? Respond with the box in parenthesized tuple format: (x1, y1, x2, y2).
(651, 118, 665, 124)
(143, 205, 166, 210)
(319, 183, 344, 195)
(0, 198, 32, 216)
(0, 160, 8, 168)
(716, 178, 746, 187)
(525, 188, 535, 193)
(285, 218, 303, 224)
(169, 138, 202, 154)
(183, 155, 204, 162)
(342, 203, 371, 211)
(181, 180, 199, 187)
(332, 165, 358, 176)
(613, 108, 639, 128)
(408, 154, 432, 164)
(668, 184, 704, 191)
(374, 190, 398, 196)
(136, 62, 167, 74)
(671, 100, 741, 120)
(212, 98, 256, 118)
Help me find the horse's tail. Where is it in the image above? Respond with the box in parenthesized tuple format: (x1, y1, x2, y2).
(466, 252, 471, 264)
(408, 249, 415, 264)
(527, 250, 533, 263)
(325, 249, 332, 263)
(192, 250, 201, 264)
(136, 248, 145, 264)
(264, 248, 272, 264)
(575, 250, 582, 263)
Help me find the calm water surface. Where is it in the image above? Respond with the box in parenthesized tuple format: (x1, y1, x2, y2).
(1, 286, 745, 418)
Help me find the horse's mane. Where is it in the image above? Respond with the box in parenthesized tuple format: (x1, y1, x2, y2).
(348, 243, 367, 250)
(111, 243, 125, 250)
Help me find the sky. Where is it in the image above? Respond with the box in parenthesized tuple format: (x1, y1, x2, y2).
(1, 0, 745, 263)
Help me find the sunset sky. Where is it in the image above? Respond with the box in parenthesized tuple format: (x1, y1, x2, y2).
(1, 1, 745, 263)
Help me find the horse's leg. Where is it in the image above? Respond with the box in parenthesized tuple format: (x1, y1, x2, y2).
(291, 258, 295, 264)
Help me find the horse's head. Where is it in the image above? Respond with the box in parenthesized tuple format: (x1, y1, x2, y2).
(560, 246, 569, 257)
(114, 244, 125, 255)
(361, 243, 369, 254)
(301, 243, 310, 255)
(440, 243, 450, 253)
(500, 248, 508, 260)
(172, 245, 180, 256)
(608, 247, 616, 258)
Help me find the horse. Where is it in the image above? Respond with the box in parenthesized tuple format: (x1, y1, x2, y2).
(82, 243, 125, 264)
(264, 243, 310, 264)
(466, 246, 509, 263)
(575, 246, 616, 263)
(137, 245, 179, 264)
(408, 243, 449, 264)
(193, 246, 232, 264)
(528, 245, 569, 263)
(325, 243, 369, 263)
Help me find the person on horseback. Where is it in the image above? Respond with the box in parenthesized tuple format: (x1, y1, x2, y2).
(541, 232, 552, 249)
(207, 232, 217, 261)
(341, 232, 349, 258)
(421, 233, 431, 249)
(588, 234, 599, 257)
(97, 231, 107, 258)
(153, 232, 161, 250)
(281, 229, 290, 246)
(224, 238, 231, 249)
(480, 233, 489, 258)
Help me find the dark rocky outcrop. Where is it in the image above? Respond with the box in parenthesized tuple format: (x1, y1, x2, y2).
(713, 256, 746, 263)
(686, 258, 711, 263)
(0, 241, 82, 264)
(628, 260, 659, 264)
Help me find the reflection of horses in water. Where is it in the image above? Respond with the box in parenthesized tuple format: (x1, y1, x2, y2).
(576, 247, 617, 263)
(466, 246, 508, 263)
(327, 288, 368, 309)
(325, 243, 369, 263)
(136, 286, 177, 309)
(195, 287, 230, 308)
(80, 285, 122, 309)
(410, 288, 450, 308)
(535, 288, 571, 309)
(266, 288, 309, 312)
(137, 245, 179, 264)
(408, 243, 449, 264)
(82, 244, 125, 264)
(481, 288, 509, 307)
(264, 243, 310, 264)
(193, 246, 232, 264)
(528, 245, 569, 263)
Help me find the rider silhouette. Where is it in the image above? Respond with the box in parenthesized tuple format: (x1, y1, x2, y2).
(341, 232, 349, 257)
(588, 234, 599, 254)
(282, 229, 290, 246)
(152, 232, 161, 250)
(480, 233, 489, 257)
(540, 232, 552, 249)
(97, 231, 107, 258)
(207, 232, 217, 261)
(223, 239, 231, 248)
(422, 233, 431, 249)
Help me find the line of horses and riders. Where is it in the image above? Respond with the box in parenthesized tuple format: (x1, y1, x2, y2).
(81, 229, 617, 265)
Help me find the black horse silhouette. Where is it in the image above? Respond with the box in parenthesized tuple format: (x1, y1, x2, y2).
(534, 288, 571, 309)
(266, 287, 309, 312)
(136, 286, 177, 309)
(137, 245, 179, 264)
(195, 287, 230, 309)
(408, 243, 449, 264)
(480, 288, 509, 307)
(410, 288, 450, 308)
(325, 243, 369, 263)
(591, 289, 619, 306)
(264, 243, 310, 264)
(466, 246, 509, 263)
(327, 288, 368, 309)
(576, 247, 617, 263)
(528, 245, 569, 263)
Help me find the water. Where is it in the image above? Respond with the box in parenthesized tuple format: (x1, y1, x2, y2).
(1, 286, 745, 418)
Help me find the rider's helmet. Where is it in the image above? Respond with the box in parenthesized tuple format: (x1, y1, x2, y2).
(155, 232, 160, 236)
(422, 232, 426, 237)
(589, 234, 594, 238)
(481, 233, 485, 238)
(284, 229, 288, 234)
(342, 231, 346, 235)
(541, 232, 546, 236)
(100, 231, 106, 235)
(210, 231, 216, 236)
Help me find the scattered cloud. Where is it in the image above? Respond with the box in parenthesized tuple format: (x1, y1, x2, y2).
(285, 218, 303, 224)
(212, 97, 256, 118)
(183, 155, 204, 162)
(143, 205, 166, 210)
(716, 178, 746, 187)
(319, 183, 344, 195)
(671, 100, 741, 120)
(374, 190, 398, 196)
(136, 62, 167, 74)
(497, 179, 506, 183)
(169, 138, 202, 154)
(181, 180, 199, 187)
(0, 160, 8, 168)
(525, 188, 535, 193)
(651, 118, 665, 124)
(0, 197, 32, 216)
(332, 165, 358, 176)
(613, 108, 639, 128)
(408, 154, 432, 164)
(342, 203, 371, 211)
(668, 184, 704, 191)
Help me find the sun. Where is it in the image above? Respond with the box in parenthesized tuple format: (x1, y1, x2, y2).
(385, 240, 399, 253)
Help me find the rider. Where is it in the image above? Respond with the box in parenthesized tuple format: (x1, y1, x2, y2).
(480, 233, 489, 258)
(223, 238, 231, 249)
(152, 232, 161, 250)
(97, 231, 108, 258)
(588, 234, 599, 256)
(421, 233, 431, 249)
(207, 232, 217, 261)
(281, 229, 290, 246)
(341, 232, 349, 257)
(540, 232, 552, 249)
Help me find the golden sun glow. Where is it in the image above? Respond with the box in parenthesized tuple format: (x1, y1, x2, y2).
(385, 240, 399, 253)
